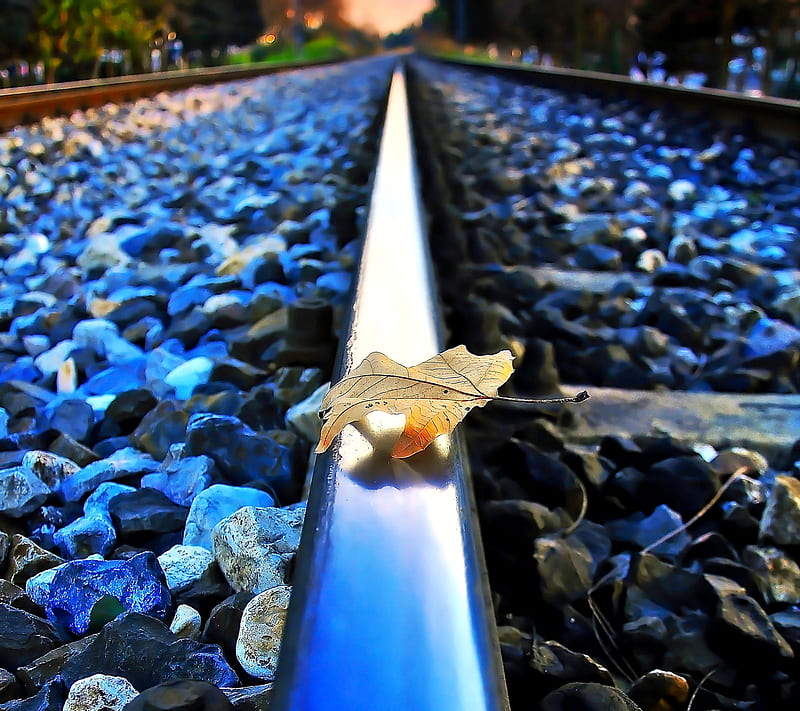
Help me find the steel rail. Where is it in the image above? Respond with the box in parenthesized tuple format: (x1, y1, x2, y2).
(271, 64, 510, 711)
(0, 58, 341, 130)
(427, 54, 800, 141)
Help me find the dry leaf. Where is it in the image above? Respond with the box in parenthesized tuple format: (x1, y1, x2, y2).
(316, 345, 588, 459)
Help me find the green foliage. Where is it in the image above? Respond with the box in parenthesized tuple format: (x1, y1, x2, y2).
(33, 0, 157, 81)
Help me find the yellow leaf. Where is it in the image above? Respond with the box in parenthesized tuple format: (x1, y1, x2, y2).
(316, 345, 515, 458)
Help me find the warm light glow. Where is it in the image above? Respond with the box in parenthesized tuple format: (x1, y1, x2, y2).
(167, 32, 176, 41)
(304, 11, 324, 30)
(286, 8, 295, 18)
(257, 33, 277, 45)
(342, 0, 434, 36)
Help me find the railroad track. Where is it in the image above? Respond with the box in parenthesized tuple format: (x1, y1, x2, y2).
(2, 54, 800, 711)
(274, 56, 800, 711)
(0, 58, 340, 130)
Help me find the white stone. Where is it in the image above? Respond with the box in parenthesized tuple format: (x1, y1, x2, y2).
(157, 544, 215, 593)
(33, 339, 76, 376)
(63, 674, 138, 711)
(169, 604, 202, 640)
(236, 585, 291, 681)
(165, 357, 215, 400)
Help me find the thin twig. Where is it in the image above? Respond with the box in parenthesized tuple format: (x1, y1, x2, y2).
(494, 390, 590, 405)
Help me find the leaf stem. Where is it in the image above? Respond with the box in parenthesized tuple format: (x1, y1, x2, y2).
(492, 390, 590, 405)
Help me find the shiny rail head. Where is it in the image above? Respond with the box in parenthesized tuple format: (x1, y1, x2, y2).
(271, 63, 510, 711)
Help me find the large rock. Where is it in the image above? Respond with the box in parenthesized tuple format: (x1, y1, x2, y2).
(63, 674, 138, 711)
(0, 603, 60, 670)
(122, 680, 233, 711)
(212, 506, 303, 593)
(184, 414, 299, 500)
(26, 552, 171, 635)
(235, 585, 291, 681)
(540, 682, 642, 711)
(157, 545, 216, 595)
(58, 613, 238, 689)
(183, 485, 274, 550)
(53, 513, 116, 559)
(108, 489, 188, 538)
(4, 535, 64, 587)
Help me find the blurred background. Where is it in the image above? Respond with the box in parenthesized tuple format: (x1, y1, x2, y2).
(0, 0, 798, 98)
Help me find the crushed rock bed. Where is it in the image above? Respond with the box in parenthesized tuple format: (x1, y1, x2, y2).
(409, 59, 800, 394)
(0, 57, 393, 708)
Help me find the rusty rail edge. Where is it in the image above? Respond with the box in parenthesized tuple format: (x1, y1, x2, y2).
(426, 53, 800, 141)
(0, 57, 343, 130)
(271, 64, 510, 711)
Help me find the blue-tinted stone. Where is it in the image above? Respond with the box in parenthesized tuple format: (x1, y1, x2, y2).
(53, 513, 116, 559)
(164, 357, 215, 400)
(83, 363, 147, 395)
(83, 482, 137, 517)
(184, 414, 296, 497)
(58, 448, 159, 503)
(140, 455, 214, 507)
(120, 223, 187, 258)
(0, 466, 51, 517)
(26, 552, 172, 635)
(183, 484, 274, 550)
(744, 318, 800, 359)
(0, 678, 64, 711)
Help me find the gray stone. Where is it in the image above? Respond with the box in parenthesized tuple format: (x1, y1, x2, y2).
(63, 674, 138, 711)
(235, 585, 291, 681)
(183, 485, 275, 550)
(21, 451, 79, 490)
(285, 383, 327, 442)
(58, 448, 158, 503)
(742, 545, 800, 605)
(0, 468, 50, 517)
(759, 475, 800, 545)
(212, 507, 304, 594)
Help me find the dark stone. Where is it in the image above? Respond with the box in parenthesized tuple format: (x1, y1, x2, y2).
(572, 244, 622, 270)
(109, 489, 188, 538)
(48, 434, 99, 467)
(59, 613, 238, 689)
(104, 389, 159, 434)
(235, 386, 285, 432)
(708, 586, 793, 666)
(0, 679, 63, 711)
(26, 551, 172, 635)
(209, 359, 267, 391)
(202, 592, 254, 670)
(0, 604, 60, 670)
(184, 414, 299, 501)
(534, 534, 595, 607)
(0, 580, 44, 617)
(540, 682, 642, 711)
(132, 400, 190, 460)
(530, 640, 614, 695)
(632, 554, 703, 613)
(46, 399, 94, 442)
(509, 338, 561, 397)
(16, 634, 97, 693)
(122, 679, 233, 711)
(220, 685, 272, 711)
(0, 668, 19, 703)
(642, 456, 720, 520)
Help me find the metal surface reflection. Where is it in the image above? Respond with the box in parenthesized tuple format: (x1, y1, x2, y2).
(271, 65, 510, 711)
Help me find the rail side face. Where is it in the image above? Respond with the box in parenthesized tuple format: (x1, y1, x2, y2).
(271, 66, 510, 711)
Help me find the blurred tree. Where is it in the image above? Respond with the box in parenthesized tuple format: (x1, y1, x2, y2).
(33, 0, 156, 82)
(169, 0, 263, 57)
(0, 0, 37, 65)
